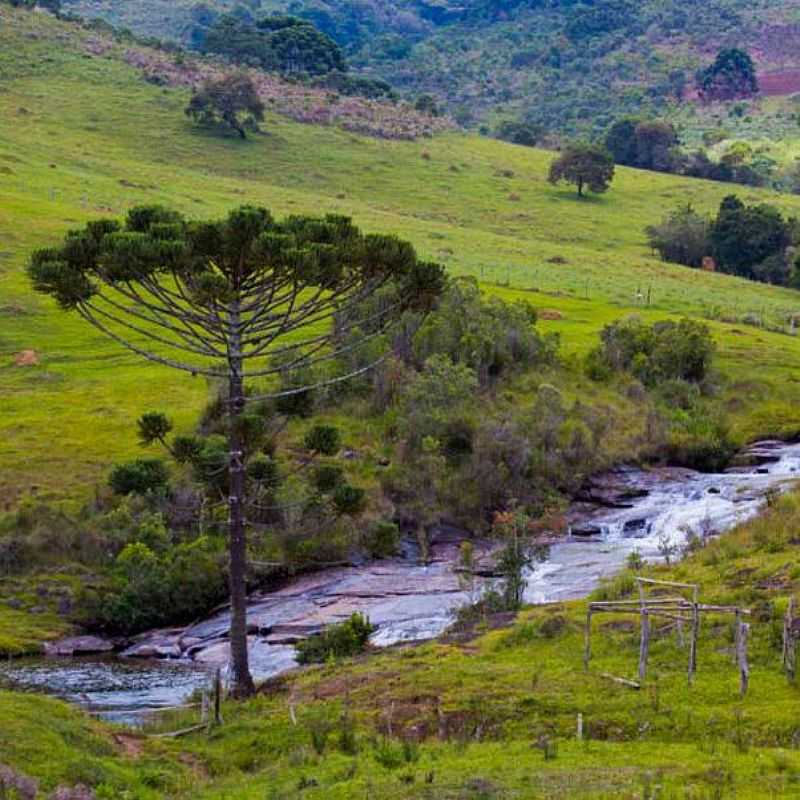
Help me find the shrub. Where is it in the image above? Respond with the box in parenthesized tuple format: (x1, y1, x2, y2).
(646, 205, 710, 269)
(414, 278, 556, 388)
(77, 536, 226, 634)
(312, 464, 344, 492)
(589, 317, 715, 387)
(363, 521, 400, 559)
(665, 408, 737, 472)
(496, 120, 542, 147)
(295, 613, 375, 664)
(108, 459, 169, 496)
(591, 571, 636, 601)
(333, 484, 366, 515)
(372, 739, 406, 770)
(304, 424, 341, 455)
(247, 455, 280, 488)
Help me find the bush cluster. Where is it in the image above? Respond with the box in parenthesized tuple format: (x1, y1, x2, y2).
(77, 536, 227, 635)
(295, 613, 375, 664)
(647, 196, 798, 287)
(588, 316, 715, 387)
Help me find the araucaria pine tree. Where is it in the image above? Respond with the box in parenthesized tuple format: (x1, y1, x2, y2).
(28, 205, 445, 696)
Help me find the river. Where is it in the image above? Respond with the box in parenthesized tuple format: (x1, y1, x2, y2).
(2, 440, 798, 725)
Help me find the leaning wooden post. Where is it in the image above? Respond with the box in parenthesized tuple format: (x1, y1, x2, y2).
(639, 608, 650, 682)
(782, 598, 791, 669)
(688, 588, 699, 685)
(784, 598, 796, 680)
(738, 621, 750, 697)
(584, 609, 593, 671)
(734, 609, 742, 666)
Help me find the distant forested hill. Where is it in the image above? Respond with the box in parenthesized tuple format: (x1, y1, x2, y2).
(63, 0, 800, 135)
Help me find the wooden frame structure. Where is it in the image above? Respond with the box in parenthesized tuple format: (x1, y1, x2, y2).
(584, 577, 751, 695)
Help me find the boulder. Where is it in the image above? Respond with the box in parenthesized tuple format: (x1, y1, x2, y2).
(123, 642, 182, 659)
(14, 349, 39, 367)
(45, 636, 116, 657)
(622, 518, 650, 537)
(570, 524, 603, 538)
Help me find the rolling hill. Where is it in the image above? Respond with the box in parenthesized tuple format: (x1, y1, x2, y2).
(63, 0, 800, 135)
(5, 4, 800, 506)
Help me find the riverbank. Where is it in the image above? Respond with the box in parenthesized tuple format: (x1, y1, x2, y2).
(3, 439, 800, 729)
(4, 483, 800, 797)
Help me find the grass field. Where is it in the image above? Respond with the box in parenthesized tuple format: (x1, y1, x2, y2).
(5, 4, 800, 507)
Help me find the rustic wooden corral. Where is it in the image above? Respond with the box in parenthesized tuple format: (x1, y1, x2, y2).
(584, 577, 752, 693)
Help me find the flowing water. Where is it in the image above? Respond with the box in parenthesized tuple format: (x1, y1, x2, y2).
(2, 441, 799, 725)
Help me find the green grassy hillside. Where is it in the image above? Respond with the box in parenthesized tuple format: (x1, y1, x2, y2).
(5, 5, 800, 505)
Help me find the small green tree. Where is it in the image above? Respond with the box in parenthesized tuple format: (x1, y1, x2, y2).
(696, 48, 758, 102)
(186, 72, 265, 139)
(493, 507, 534, 610)
(548, 143, 615, 197)
(709, 195, 792, 281)
(414, 94, 440, 117)
(604, 117, 641, 167)
(646, 204, 710, 268)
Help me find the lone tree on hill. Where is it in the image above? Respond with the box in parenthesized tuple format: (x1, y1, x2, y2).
(696, 48, 758, 102)
(28, 205, 445, 697)
(548, 142, 615, 197)
(186, 72, 265, 139)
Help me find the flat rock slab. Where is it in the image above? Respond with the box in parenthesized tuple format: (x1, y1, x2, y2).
(45, 636, 116, 657)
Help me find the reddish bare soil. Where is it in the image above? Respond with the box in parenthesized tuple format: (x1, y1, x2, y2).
(758, 70, 800, 96)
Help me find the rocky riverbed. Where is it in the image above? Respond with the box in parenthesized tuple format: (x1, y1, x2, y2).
(3, 440, 799, 724)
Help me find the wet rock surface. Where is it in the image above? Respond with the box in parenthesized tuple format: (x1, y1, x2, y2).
(123, 530, 490, 678)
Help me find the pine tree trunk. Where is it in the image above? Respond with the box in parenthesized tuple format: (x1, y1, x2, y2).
(227, 300, 255, 698)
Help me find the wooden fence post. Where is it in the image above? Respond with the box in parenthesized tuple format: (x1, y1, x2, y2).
(734, 609, 742, 666)
(784, 598, 796, 680)
(688, 589, 699, 686)
(200, 690, 209, 725)
(213, 667, 222, 727)
(738, 621, 750, 697)
(639, 609, 650, 682)
(584, 609, 593, 671)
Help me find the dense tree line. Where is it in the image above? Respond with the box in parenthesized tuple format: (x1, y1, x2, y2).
(647, 197, 799, 287)
(200, 13, 347, 76)
(604, 110, 774, 188)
